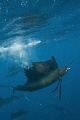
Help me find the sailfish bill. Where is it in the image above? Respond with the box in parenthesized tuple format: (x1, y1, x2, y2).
(11, 56, 80, 101)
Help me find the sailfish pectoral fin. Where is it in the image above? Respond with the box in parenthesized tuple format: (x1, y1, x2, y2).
(59, 80, 61, 101)
(51, 81, 60, 93)
(51, 77, 62, 101)
(59, 77, 62, 101)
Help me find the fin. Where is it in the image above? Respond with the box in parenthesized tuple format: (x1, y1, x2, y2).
(51, 104, 66, 115)
(24, 94, 30, 102)
(59, 81, 61, 101)
(51, 78, 62, 101)
(24, 56, 58, 83)
(32, 56, 58, 73)
(10, 84, 15, 96)
(51, 81, 60, 93)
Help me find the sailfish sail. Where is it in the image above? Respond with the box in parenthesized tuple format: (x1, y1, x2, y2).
(24, 56, 58, 82)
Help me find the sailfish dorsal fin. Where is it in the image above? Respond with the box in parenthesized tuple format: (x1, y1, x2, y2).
(24, 56, 58, 83)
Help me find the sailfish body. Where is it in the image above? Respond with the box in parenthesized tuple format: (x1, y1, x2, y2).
(12, 56, 80, 100)
(14, 67, 67, 92)
(12, 57, 69, 91)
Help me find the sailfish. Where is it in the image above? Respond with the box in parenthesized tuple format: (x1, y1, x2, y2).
(11, 56, 80, 101)
(0, 95, 29, 107)
(6, 65, 23, 78)
(0, 95, 24, 107)
(10, 109, 26, 120)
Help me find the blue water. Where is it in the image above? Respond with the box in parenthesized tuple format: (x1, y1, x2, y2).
(0, 0, 80, 120)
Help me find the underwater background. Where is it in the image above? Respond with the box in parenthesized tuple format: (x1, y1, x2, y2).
(0, 0, 80, 120)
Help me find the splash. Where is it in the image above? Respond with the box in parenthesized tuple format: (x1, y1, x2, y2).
(0, 38, 41, 65)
